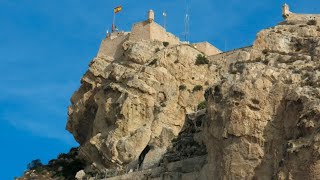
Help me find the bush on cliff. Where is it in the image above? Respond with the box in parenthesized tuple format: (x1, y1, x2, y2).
(195, 54, 209, 65)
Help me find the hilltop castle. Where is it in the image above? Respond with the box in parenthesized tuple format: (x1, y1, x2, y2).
(97, 10, 222, 60)
(97, 4, 319, 65)
(18, 3, 320, 180)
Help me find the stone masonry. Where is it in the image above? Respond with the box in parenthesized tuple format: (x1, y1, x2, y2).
(98, 10, 221, 59)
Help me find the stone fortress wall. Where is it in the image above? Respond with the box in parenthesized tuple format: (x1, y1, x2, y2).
(97, 32, 130, 59)
(282, 3, 320, 23)
(98, 4, 320, 63)
(129, 10, 180, 45)
(97, 10, 221, 59)
(192, 41, 222, 56)
(129, 21, 180, 45)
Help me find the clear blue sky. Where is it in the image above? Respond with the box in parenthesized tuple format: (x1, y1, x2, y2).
(1, 0, 319, 179)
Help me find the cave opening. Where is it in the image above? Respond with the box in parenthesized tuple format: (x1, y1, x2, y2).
(138, 145, 151, 169)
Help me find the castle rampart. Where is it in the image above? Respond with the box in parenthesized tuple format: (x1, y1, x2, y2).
(192, 42, 222, 56)
(97, 32, 130, 59)
(282, 3, 320, 23)
(129, 10, 180, 45)
(98, 10, 221, 59)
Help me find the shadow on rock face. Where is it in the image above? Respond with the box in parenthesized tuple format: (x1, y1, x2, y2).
(67, 40, 218, 169)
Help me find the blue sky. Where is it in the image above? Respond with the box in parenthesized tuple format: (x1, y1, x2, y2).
(1, 0, 319, 179)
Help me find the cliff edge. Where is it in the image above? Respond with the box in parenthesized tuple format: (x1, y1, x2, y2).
(18, 4, 320, 180)
(68, 5, 320, 179)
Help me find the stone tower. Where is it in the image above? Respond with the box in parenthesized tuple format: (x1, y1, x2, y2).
(148, 10, 155, 22)
(282, 3, 291, 19)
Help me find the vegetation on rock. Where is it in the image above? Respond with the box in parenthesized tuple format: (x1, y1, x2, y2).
(193, 85, 203, 92)
(195, 54, 209, 65)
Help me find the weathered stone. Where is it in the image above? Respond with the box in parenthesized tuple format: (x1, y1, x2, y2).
(200, 7, 320, 179)
(67, 16, 219, 170)
(64, 6, 320, 179)
(75, 170, 86, 180)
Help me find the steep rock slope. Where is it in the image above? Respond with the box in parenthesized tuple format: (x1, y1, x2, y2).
(200, 21, 320, 179)
(66, 40, 218, 170)
(65, 17, 320, 180)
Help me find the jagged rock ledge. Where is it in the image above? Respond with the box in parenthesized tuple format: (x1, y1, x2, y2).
(17, 4, 320, 180)
(68, 4, 320, 179)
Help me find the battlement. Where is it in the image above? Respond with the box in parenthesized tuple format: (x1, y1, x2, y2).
(192, 42, 222, 56)
(129, 10, 180, 45)
(97, 10, 221, 59)
(282, 3, 320, 24)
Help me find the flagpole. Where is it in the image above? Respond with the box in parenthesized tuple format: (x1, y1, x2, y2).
(163, 12, 167, 30)
(112, 6, 122, 33)
(112, 11, 116, 32)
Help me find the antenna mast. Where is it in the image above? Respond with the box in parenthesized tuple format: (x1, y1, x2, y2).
(163, 11, 167, 30)
(184, 0, 190, 42)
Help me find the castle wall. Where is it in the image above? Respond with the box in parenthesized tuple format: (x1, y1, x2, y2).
(208, 46, 252, 74)
(97, 32, 130, 59)
(129, 21, 180, 45)
(192, 42, 221, 56)
(285, 14, 320, 23)
(282, 4, 320, 24)
(129, 21, 151, 42)
(103, 156, 207, 180)
(149, 23, 180, 45)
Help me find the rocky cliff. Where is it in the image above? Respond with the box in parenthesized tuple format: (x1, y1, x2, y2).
(67, 19, 320, 180)
(200, 20, 320, 180)
(66, 39, 218, 171)
(18, 5, 320, 180)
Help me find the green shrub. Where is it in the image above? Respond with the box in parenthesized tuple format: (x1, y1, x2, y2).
(60, 159, 86, 179)
(163, 41, 169, 47)
(197, 101, 206, 110)
(307, 19, 317, 25)
(155, 47, 160, 53)
(27, 159, 43, 170)
(195, 54, 209, 65)
(35, 167, 46, 174)
(193, 85, 203, 92)
(179, 84, 187, 91)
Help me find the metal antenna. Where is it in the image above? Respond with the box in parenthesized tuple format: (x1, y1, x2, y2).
(163, 11, 167, 30)
(184, 0, 190, 42)
(184, 13, 190, 42)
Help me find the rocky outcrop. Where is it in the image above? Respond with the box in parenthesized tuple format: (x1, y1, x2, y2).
(161, 109, 207, 164)
(66, 39, 219, 170)
(200, 19, 320, 180)
(16, 5, 320, 180)
(17, 148, 86, 180)
(65, 6, 320, 180)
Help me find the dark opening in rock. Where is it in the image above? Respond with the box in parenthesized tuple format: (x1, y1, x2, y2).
(138, 145, 151, 168)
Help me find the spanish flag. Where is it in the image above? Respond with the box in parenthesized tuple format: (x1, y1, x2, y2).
(114, 6, 122, 13)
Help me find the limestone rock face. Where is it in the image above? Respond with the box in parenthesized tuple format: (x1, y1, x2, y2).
(66, 40, 218, 169)
(201, 22, 320, 179)
(66, 12, 320, 180)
